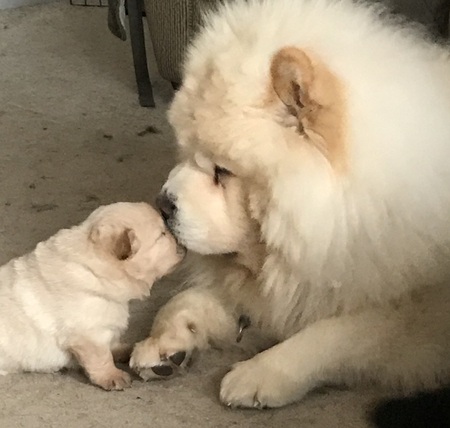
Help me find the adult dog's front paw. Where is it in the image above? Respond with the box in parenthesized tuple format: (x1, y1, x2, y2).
(220, 355, 302, 409)
(130, 337, 192, 381)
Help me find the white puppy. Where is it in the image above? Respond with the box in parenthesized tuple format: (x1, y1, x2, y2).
(0, 202, 184, 390)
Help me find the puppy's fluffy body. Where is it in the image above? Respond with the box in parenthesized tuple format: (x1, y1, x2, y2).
(0, 202, 183, 389)
(131, 0, 450, 408)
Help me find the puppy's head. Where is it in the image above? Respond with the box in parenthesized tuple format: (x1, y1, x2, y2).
(87, 202, 185, 284)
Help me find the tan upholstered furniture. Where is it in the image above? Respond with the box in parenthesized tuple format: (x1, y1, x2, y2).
(143, 0, 216, 87)
(143, 0, 449, 87)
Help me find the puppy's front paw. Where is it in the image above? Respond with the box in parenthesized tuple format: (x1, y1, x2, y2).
(93, 368, 132, 391)
(220, 356, 302, 409)
(130, 337, 192, 381)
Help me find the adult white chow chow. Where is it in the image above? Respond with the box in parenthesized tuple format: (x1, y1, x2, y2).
(131, 0, 450, 408)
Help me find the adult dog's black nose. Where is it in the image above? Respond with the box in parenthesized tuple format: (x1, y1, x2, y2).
(156, 192, 177, 222)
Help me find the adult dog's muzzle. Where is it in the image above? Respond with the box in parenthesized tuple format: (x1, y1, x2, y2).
(156, 191, 177, 225)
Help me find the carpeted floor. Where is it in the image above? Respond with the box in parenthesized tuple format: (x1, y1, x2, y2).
(0, 2, 391, 427)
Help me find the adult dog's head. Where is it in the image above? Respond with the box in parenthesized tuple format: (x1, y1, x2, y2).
(157, 1, 348, 274)
(156, 0, 450, 293)
(155, 0, 450, 311)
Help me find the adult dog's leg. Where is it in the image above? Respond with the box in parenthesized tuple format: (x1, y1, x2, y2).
(220, 298, 450, 408)
(130, 286, 237, 380)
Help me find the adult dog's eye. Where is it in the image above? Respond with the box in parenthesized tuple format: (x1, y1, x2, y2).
(213, 165, 232, 185)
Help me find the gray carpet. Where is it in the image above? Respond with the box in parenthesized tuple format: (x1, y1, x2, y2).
(0, 3, 388, 426)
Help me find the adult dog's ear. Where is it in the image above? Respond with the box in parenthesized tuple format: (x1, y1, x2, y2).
(270, 47, 316, 124)
(89, 224, 140, 261)
(270, 46, 347, 170)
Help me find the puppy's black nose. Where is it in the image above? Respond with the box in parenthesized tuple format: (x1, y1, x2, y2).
(156, 192, 177, 222)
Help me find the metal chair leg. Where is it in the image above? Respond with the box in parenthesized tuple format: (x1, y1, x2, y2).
(127, 0, 155, 107)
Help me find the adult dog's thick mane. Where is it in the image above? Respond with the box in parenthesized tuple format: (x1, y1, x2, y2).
(173, 0, 450, 307)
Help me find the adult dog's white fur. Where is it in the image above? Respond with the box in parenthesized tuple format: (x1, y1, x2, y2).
(0, 202, 183, 390)
(130, 0, 450, 408)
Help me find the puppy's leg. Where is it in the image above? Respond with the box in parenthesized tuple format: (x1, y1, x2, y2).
(68, 339, 131, 391)
(220, 303, 450, 408)
(130, 286, 237, 380)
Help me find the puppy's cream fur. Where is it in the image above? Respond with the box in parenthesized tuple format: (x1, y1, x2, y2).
(131, 0, 450, 408)
(0, 202, 183, 390)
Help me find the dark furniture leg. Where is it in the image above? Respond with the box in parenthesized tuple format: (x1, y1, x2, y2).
(127, 0, 155, 107)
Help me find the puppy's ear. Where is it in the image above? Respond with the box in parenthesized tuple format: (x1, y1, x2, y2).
(113, 229, 138, 261)
(89, 224, 140, 261)
(270, 47, 315, 124)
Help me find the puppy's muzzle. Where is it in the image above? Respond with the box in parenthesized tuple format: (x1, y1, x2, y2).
(156, 192, 177, 224)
